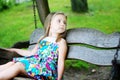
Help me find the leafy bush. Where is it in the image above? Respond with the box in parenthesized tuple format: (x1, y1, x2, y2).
(0, 0, 16, 11)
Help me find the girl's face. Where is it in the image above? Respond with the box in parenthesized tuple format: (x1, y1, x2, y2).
(50, 14, 67, 35)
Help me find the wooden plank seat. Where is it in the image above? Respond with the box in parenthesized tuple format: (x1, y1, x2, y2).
(29, 28, 120, 66)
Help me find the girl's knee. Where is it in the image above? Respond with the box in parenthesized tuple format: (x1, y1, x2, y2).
(15, 62, 25, 70)
(15, 62, 24, 68)
(15, 62, 26, 74)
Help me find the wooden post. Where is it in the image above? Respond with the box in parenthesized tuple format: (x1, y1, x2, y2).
(36, 0, 50, 25)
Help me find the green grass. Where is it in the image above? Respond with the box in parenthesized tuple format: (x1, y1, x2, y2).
(0, 2, 42, 47)
(65, 60, 97, 71)
(0, 0, 120, 70)
(0, 0, 120, 47)
(48, 0, 120, 34)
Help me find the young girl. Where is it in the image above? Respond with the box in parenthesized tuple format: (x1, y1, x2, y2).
(0, 12, 67, 80)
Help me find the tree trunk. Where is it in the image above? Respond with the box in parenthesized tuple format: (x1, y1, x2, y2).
(71, 0, 88, 13)
(36, 0, 50, 25)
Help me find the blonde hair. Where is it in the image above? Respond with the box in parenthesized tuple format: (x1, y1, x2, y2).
(38, 12, 67, 43)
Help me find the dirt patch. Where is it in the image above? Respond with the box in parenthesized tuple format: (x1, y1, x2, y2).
(64, 67, 111, 80)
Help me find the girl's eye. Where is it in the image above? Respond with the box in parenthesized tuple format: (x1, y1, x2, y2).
(58, 20, 60, 23)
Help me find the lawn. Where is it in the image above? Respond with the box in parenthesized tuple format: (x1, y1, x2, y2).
(0, 0, 120, 47)
(48, 0, 120, 33)
(0, 0, 120, 69)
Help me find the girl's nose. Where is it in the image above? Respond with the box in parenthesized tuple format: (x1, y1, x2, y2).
(61, 21, 65, 26)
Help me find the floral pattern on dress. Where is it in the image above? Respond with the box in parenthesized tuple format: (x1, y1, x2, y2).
(13, 39, 59, 80)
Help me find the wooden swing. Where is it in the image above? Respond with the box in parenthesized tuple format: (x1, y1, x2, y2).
(0, 0, 120, 80)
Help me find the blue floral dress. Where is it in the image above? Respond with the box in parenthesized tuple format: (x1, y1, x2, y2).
(13, 37, 59, 80)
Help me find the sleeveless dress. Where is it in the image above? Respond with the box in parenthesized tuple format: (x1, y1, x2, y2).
(13, 37, 59, 80)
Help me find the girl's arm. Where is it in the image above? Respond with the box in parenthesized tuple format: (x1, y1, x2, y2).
(57, 39, 67, 80)
(6, 44, 38, 57)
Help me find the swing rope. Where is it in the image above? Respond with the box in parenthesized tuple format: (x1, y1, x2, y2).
(32, 0, 37, 29)
(114, 38, 120, 61)
(109, 38, 120, 80)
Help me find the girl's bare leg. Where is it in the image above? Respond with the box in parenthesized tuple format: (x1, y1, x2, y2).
(0, 61, 15, 72)
(0, 62, 27, 80)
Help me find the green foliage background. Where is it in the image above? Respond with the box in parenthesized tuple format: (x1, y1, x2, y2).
(0, 0, 16, 11)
